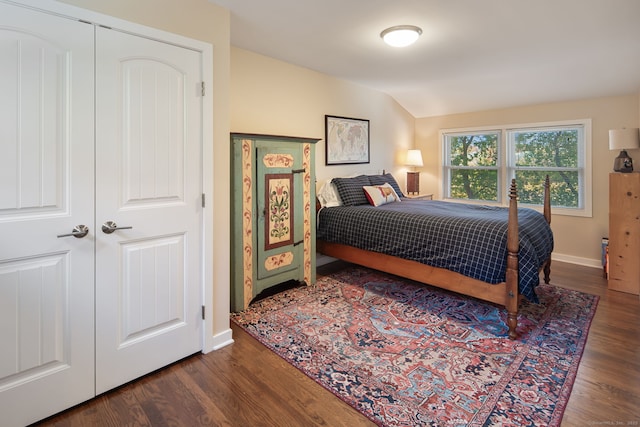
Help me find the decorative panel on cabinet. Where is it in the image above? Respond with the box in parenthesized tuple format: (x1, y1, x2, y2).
(608, 172, 640, 295)
(231, 133, 319, 311)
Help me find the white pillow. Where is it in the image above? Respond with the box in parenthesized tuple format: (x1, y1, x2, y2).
(317, 179, 342, 208)
(363, 183, 401, 207)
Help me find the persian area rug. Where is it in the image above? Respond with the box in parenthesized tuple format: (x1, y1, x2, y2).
(231, 267, 598, 427)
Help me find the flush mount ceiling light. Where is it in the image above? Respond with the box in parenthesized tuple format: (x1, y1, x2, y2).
(380, 25, 422, 47)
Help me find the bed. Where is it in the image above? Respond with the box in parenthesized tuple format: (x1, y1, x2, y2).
(316, 173, 553, 339)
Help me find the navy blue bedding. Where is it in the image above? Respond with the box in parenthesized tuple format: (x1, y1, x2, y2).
(317, 199, 554, 302)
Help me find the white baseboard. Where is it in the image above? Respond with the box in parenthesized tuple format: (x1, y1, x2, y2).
(551, 253, 602, 269)
(316, 253, 337, 267)
(203, 328, 234, 353)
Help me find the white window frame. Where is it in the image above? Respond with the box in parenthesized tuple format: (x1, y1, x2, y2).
(440, 119, 592, 217)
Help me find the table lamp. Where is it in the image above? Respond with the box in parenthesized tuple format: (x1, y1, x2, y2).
(405, 149, 423, 194)
(609, 128, 640, 173)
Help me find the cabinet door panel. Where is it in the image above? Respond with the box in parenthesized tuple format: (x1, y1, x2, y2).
(256, 145, 304, 282)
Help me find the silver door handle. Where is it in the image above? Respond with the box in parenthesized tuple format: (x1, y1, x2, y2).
(57, 225, 90, 238)
(102, 221, 133, 234)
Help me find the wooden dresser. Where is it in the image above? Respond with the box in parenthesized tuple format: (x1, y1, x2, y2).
(608, 172, 640, 295)
(231, 133, 319, 311)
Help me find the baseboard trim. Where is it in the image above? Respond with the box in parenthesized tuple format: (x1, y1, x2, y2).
(316, 253, 337, 267)
(204, 328, 234, 353)
(551, 253, 601, 269)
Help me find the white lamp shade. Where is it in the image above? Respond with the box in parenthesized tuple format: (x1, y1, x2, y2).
(406, 149, 424, 167)
(609, 128, 640, 150)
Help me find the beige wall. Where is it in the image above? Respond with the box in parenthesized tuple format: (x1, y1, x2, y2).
(58, 0, 232, 345)
(230, 45, 640, 266)
(230, 47, 415, 188)
(415, 94, 640, 266)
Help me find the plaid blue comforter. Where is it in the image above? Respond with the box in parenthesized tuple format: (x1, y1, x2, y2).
(317, 199, 554, 302)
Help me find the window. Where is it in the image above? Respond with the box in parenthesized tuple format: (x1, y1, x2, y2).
(444, 131, 501, 202)
(442, 119, 592, 217)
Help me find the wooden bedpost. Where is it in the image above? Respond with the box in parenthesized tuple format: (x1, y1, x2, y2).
(543, 175, 552, 284)
(506, 179, 519, 340)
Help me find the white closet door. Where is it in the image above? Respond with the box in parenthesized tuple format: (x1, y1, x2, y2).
(0, 3, 95, 427)
(94, 27, 203, 393)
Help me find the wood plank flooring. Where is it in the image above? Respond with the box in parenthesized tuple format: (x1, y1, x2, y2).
(33, 261, 639, 426)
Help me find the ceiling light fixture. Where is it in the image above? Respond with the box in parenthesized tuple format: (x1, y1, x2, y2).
(380, 25, 422, 47)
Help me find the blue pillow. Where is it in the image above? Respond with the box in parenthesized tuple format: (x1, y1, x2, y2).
(332, 175, 371, 206)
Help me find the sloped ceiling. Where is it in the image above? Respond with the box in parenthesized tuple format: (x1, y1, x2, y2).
(210, 0, 640, 118)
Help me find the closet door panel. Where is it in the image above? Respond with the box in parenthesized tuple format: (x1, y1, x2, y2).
(95, 27, 203, 394)
(120, 58, 185, 204)
(0, 3, 95, 427)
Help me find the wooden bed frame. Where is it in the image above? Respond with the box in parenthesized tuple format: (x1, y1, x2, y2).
(316, 177, 552, 340)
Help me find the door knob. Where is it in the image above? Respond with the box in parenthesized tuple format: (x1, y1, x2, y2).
(102, 221, 133, 234)
(57, 225, 90, 238)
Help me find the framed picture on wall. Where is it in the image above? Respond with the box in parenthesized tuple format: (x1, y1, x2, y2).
(325, 115, 370, 165)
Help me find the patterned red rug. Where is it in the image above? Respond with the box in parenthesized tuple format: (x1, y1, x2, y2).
(231, 267, 598, 426)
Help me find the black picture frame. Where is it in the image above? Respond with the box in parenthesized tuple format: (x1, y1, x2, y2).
(325, 115, 370, 165)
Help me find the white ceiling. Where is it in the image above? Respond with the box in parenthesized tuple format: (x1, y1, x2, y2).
(209, 0, 640, 118)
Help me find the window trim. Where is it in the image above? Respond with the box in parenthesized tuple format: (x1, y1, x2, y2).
(440, 119, 592, 218)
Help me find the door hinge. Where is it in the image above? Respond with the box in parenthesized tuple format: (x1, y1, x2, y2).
(202, 193, 205, 208)
(200, 82, 205, 96)
(202, 305, 205, 320)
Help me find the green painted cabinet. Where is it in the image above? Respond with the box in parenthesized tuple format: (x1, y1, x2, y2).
(231, 133, 319, 312)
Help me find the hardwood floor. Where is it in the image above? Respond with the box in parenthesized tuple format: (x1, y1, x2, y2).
(33, 261, 639, 427)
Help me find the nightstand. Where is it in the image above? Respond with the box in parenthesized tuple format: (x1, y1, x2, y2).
(405, 193, 433, 200)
